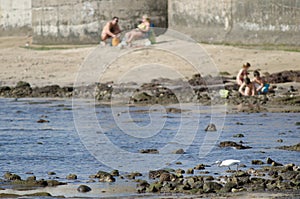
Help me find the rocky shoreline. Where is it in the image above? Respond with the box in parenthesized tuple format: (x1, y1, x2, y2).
(1, 70, 299, 112)
(1, 154, 300, 198)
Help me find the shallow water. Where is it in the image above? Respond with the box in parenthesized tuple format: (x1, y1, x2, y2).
(0, 98, 299, 197)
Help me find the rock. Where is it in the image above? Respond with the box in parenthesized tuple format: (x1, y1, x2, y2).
(205, 176, 214, 181)
(47, 171, 56, 175)
(149, 169, 169, 179)
(159, 173, 175, 182)
(37, 119, 50, 123)
(266, 157, 283, 166)
(233, 133, 244, 138)
(110, 170, 119, 176)
(194, 164, 206, 170)
(94, 171, 115, 182)
(136, 180, 150, 193)
(46, 180, 66, 186)
(139, 148, 159, 154)
(221, 182, 237, 192)
(186, 168, 194, 174)
(234, 171, 250, 177)
(203, 181, 223, 193)
(125, 172, 142, 179)
(4, 172, 21, 181)
(26, 176, 37, 181)
(205, 123, 217, 131)
(265, 70, 300, 84)
(175, 169, 185, 174)
(278, 143, 300, 151)
(66, 174, 77, 180)
(219, 141, 252, 149)
(172, 148, 184, 154)
(147, 182, 162, 192)
(166, 107, 182, 113)
(77, 185, 91, 192)
(252, 160, 265, 165)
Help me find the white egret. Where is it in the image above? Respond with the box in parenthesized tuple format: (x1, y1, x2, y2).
(214, 159, 241, 171)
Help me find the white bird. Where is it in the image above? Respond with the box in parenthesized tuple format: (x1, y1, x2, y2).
(214, 159, 241, 171)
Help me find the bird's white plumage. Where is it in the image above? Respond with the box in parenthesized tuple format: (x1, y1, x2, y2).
(214, 159, 241, 170)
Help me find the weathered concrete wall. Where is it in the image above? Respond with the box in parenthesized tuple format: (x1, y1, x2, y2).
(168, 0, 300, 45)
(32, 0, 168, 44)
(0, 0, 32, 36)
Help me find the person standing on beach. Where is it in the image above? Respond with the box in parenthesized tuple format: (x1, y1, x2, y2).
(101, 16, 122, 45)
(236, 62, 251, 86)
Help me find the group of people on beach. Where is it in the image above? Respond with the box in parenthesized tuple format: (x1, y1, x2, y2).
(236, 62, 269, 96)
(100, 15, 152, 47)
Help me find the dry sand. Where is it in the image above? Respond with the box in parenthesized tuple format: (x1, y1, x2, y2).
(0, 35, 299, 87)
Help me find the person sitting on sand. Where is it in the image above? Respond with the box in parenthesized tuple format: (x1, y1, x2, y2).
(236, 62, 251, 86)
(252, 70, 269, 94)
(239, 77, 255, 96)
(120, 15, 151, 47)
(101, 17, 122, 45)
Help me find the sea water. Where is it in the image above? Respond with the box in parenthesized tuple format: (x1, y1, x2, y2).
(0, 98, 299, 196)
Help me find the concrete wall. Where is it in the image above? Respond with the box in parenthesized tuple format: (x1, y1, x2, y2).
(0, 0, 32, 36)
(32, 0, 168, 44)
(168, 0, 300, 45)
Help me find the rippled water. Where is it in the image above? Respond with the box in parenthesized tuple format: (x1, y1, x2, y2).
(0, 98, 299, 197)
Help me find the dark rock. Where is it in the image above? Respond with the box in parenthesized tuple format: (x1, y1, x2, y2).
(147, 182, 162, 192)
(219, 141, 252, 149)
(46, 180, 66, 186)
(205, 123, 217, 131)
(4, 172, 21, 181)
(203, 181, 223, 193)
(125, 172, 142, 179)
(166, 107, 182, 113)
(221, 182, 237, 192)
(93, 171, 115, 182)
(205, 176, 214, 181)
(252, 160, 265, 165)
(139, 149, 159, 154)
(175, 169, 185, 174)
(233, 133, 244, 138)
(268, 170, 279, 178)
(66, 174, 77, 180)
(159, 173, 175, 182)
(186, 168, 194, 174)
(26, 176, 36, 181)
(172, 148, 184, 154)
(47, 171, 56, 175)
(194, 164, 206, 170)
(280, 170, 299, 180)
(265, 70, 300, 84)
(136, 180, 150, 193)
(234, 171, 250, 177)
(111, 170, 119, 176)
(278, 143, 300, 151)
(77, 185, 91, 192)
(266, 157, 283, 166)
(149, 169, 169, 179)
(37, 119, 49, 123)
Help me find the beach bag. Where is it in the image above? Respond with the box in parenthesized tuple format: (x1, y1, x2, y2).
(112, 37, 120, 46)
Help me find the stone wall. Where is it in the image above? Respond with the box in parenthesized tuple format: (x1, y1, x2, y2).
(0, 0, 32, 36)
(168, 0, 300, 45)
(32, 0, 168, 44)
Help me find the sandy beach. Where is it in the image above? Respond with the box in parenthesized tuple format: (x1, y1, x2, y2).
(0, 36, 299, 87)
